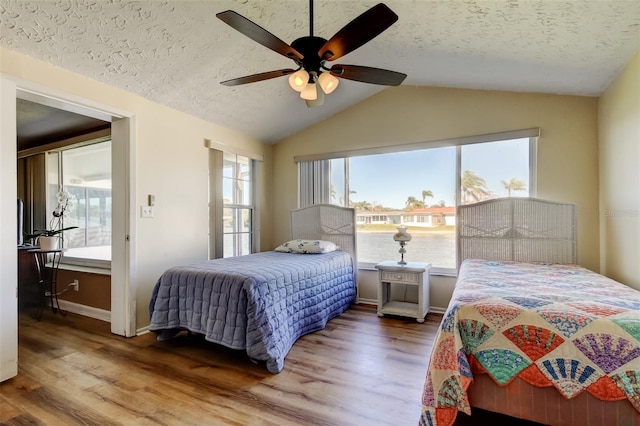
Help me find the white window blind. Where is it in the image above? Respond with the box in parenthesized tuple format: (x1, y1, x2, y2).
(298, 160, 332, 207)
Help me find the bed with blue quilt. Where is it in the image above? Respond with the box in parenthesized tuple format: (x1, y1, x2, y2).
(149, 204, 357, 373)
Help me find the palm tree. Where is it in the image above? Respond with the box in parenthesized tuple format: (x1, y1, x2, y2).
(340, 189, 357, 207)
(405, 196, 425, 210)
(501, 177, 527, 197)
(421, 190, 434, 206)
(461, 170, 490, 204)
(353, 200, 372, 211)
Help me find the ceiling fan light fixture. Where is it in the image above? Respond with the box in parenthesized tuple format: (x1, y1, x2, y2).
(217, 2, 406, 107)
(318, 72, 339, 94)
(288, 69, 309, 92)
(300, 81, 318, 100)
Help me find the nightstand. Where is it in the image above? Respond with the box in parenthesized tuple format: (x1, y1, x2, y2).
(375, 261, 431, 323)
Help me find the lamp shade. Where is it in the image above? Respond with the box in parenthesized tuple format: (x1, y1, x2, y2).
(300, 82, 318, 100)
(318, 72, 339, 94)
(393, 226, 412, 242)
(288, 69, 309, 92)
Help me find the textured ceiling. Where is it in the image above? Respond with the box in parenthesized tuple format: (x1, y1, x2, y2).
(2, 1, 639, 144)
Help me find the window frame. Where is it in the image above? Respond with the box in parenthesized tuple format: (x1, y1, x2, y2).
(297, 129, 538, 276)
(210, 150, 259, 259)
(47, 137, 112, 270)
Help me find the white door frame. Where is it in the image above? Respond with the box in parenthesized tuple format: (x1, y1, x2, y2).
(1, 74, 137, 342)
(0, 76, 19, 381)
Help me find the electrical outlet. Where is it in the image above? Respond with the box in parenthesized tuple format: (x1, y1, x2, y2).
(73, 279, 79, 291)
(141, 206, 154, 218)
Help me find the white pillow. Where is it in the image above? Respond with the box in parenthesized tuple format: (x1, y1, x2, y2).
(274, 239, 337, 254)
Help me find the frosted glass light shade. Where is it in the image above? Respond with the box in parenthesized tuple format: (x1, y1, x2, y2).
(300, 82, 317, 100)
(305, 84, 325, 107)
(288, 69, 309, 92)
(318, 72, 339, 94)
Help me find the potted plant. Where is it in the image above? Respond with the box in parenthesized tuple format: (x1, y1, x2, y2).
(26, 227, 79, 250)
(25, 190, 78, 250)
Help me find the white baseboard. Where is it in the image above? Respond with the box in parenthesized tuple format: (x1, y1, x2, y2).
(356, 298, 447, 315)
(52, 300, 445, 329)
(428, 306, 447, 315)
(56, 300, 111, 323)
(136, 326, 151, 336)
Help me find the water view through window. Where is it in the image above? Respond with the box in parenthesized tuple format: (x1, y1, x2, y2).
(329, 138, 532, 271)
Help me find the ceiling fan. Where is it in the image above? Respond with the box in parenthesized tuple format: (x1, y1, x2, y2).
(216, 1, 407, 107)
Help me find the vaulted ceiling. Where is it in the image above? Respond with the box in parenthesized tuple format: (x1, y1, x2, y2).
(2, 1, 639, 144)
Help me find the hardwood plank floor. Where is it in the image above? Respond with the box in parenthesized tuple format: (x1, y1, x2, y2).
(1, 305, 541, 425)
(1, 305, 437, 425)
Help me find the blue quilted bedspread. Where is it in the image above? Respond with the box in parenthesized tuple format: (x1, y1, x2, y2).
(149, 250, 355, 373)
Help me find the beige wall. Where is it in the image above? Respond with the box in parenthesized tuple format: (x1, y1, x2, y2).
(1, 47, 273, 329)
(273, 86, 600, 310)
(598, 51, 640, 290)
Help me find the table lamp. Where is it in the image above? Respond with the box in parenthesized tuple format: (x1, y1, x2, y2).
(393, 225, 412, 265)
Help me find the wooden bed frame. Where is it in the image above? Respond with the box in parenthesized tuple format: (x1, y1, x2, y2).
(455, 198, 639, 426)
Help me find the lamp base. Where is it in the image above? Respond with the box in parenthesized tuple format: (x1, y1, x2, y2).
(398, 242, 407, 265)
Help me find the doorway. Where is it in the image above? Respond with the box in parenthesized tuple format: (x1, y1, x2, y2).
(0, 76, 136, 381)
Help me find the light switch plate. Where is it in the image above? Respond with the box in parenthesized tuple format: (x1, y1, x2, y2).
(141, 206, 154, 218)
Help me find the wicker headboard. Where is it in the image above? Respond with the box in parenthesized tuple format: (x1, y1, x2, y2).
(290, 204, 357, 266)
(457, 198, 577, 268)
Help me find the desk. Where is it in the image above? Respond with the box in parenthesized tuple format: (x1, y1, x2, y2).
(28, 249, 66, 320)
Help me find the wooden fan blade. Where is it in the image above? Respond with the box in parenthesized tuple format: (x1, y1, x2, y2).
(220, 69, 296, 86)
(319, 3, 398, 61)
(217, 10, 303, 61)
(330, 65, 407, 86)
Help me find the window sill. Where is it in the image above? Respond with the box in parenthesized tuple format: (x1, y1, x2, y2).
(61, 251, 111, 271)
(58, 263, 111, 275)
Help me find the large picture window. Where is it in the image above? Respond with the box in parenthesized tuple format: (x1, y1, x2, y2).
(299, 131, 537, 274)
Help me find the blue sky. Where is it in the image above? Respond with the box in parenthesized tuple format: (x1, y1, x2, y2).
(339, 138, 530, 208)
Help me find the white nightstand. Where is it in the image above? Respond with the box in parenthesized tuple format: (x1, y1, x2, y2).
(375, 261, 431, 323)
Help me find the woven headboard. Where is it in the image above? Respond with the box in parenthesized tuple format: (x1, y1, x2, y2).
(457, 198, 577, 268)
(290, 204, 357, 267)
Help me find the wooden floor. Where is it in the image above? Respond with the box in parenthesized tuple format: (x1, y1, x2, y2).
(1, 305, 539, 426)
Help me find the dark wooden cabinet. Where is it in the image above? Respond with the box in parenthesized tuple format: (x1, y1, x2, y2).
(18, 246, 39, 311)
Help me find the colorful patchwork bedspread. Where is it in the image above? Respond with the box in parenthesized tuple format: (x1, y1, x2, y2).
(420, 259, 640, 426)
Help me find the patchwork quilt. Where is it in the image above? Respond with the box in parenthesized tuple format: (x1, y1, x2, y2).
(420, 259, 640, 426)
(149, 250, 355, 373)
